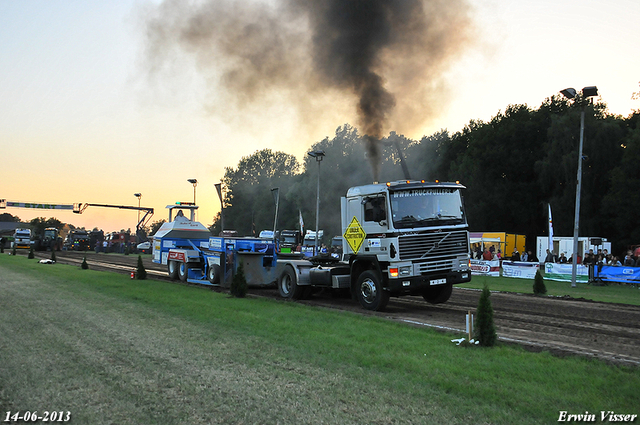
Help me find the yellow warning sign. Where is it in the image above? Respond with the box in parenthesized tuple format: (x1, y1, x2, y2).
(343, 216, 366, 254)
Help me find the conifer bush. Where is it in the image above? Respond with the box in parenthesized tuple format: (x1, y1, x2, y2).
(28, 246, 35, 259)
(533, 269, 547, 295)
(475, 284, 497, 347)
(136, 255, 147, 280)
(81, 256, 89, 269)
(230, 262, 248, 298)
(50, 249, 56, 262)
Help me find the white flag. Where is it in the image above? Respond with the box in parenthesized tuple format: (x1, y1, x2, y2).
(548, 203, 554, 252)
(299, 210, 304, 233)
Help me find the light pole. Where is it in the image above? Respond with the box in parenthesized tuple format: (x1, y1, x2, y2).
(134, 193, 141, 240)
(214, 182, 224, 233)
(560, 86, 598, 287)
(307, 150, 325, 255)
(187, 179, 198, 205)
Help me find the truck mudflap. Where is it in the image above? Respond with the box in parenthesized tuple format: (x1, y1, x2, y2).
(385, 270, 471, 294)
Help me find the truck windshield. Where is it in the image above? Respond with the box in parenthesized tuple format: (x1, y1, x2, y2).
(390, 188, 465, 228)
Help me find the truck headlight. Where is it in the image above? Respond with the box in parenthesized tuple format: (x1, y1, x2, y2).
(399, 266, 412, 276)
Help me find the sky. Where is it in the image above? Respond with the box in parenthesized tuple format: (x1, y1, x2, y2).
(1, 0, 639, 234)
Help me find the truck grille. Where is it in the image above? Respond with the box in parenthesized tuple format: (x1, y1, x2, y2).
(398, 231, 469, 271)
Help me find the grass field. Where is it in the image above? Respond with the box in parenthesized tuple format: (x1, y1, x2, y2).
(0, 254, 638, 424)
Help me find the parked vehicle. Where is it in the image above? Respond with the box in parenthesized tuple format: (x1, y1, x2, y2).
(12, 228, 31, 249)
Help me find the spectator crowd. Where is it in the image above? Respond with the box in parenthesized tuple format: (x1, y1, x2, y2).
(473, 245, 640, 267)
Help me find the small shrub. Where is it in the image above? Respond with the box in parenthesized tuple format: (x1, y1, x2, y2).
(475, 284, 497, 347)
(12, 246, 16, 256)
(533, 269, 547, 295)
(81, 257, 89, 270)
(136, 255, 147, 280)
(50, 249, 56, 262)
(28, 246, 35, 259)
(230, 262, 248, 298)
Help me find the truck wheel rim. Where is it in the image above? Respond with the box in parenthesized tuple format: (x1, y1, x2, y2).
(282, 275, 291, 295)
(360, 278, 377, 303)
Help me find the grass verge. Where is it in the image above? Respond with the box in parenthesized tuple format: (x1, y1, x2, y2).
(0, 254, 638, 424)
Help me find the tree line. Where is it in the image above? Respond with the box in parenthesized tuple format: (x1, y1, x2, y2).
(211, 95, 640, 257)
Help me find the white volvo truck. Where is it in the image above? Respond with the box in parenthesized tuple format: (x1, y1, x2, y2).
(276, 180, 471, 311)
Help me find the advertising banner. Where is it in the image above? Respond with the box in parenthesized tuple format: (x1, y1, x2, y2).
(544, 262, 589, 283)
(594, 265, 640, 285)
(6, 202, 74, 210)
(470, 259, 500, 276)
(502, 261, 540, 279)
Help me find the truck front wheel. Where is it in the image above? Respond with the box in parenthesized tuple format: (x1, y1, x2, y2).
(422, 283, 453, 304)
(278, 267, 307, 300)
(356, 270, 389, 311)
(168, 261, 179, 280)
(178, 262, 188, 282)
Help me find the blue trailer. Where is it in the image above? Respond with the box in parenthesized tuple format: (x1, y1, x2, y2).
(152, 204, 278, 287)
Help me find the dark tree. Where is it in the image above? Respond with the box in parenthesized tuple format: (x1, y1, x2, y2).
(533, 269, 547, 295)
(136, 255, 147, 280)
(475, 284, 497, 347)
(230, 262, 247, 298)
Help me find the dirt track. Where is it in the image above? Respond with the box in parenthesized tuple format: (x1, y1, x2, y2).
(37, 250, 640, 366)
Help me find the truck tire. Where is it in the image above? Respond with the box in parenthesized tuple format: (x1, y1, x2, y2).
(355, 270, 389, 311)
(168, 261, 179, 280)
(178, 262, 188, 282)
(422, 283, 453, 304)
(278, 266, 307, 300)
(207, 264, 221, 285)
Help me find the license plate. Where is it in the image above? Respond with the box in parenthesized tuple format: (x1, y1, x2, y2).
(430, 278, 447, 285)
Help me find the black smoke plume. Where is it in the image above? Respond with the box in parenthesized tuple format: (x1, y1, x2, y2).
(143, 0, 474, 180)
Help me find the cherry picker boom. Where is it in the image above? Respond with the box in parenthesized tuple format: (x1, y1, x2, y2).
(0, 199, 154, 242)
(73, 203, 154, 241)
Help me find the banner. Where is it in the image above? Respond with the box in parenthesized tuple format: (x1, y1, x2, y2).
(594, 265, 640, 284)
(502, 261, 540, 279)
(6, 202, 74, 210)
(544, 262, 589, 283)
(470, 259, 500, 276)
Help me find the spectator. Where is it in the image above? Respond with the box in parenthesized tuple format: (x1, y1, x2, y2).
(610, 256, 622, 266)
(528, 251, 538, 262)
(623, 253, 636, 266)
(583, 251, 594, 266)
(544, 249, 554, 263)
(511, 250, 521, 261)
(521, 250, 529, 262)
(482, 249, 493, 261)
(496, 249, 502, 260)
(558, 252, 568, 263)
